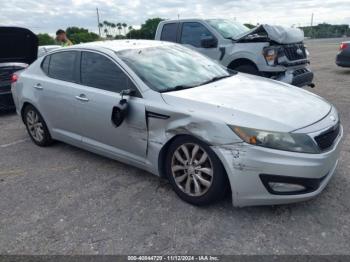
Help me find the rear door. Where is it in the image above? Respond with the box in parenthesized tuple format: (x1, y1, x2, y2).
(37, 51, 83, 143)
(74, 51, 148, 162)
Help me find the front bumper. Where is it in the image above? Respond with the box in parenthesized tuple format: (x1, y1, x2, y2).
(212, 125, 343, 207)
(275, 67, 314, 87)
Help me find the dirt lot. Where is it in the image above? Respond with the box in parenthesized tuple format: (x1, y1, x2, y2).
(0, 38, 349, 255)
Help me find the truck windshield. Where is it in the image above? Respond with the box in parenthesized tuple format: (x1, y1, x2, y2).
(207, 19, 251, 40)
(117, 45, 233, 93)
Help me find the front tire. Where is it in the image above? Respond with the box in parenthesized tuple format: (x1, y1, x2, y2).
(233, 64, 261, 76)
(165, 136, 229, 206)
(23, 105, 53, 147)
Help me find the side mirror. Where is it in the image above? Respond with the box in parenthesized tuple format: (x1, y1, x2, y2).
(111, 89, 135, 127)
(201, 36, 217, 48)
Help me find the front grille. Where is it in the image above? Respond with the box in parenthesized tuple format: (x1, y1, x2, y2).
(283, 43, 307, 61)
(314, 123, 340, 151)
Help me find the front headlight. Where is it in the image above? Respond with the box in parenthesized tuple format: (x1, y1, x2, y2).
(263, 47, 280, 66)
(229, 126, 319, 154)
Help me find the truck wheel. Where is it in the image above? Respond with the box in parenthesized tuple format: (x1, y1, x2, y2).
(165, 135, 229, 206)
(234, 64, 261, 76)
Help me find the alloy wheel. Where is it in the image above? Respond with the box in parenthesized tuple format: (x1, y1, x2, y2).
(171, 143, 213, 197)
(26, 110, 45, 143)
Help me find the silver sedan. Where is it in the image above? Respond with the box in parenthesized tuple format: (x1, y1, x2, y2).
(11, 40, 343, 207)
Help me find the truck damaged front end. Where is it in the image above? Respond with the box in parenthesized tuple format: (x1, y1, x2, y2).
(237, 24, 314, 87)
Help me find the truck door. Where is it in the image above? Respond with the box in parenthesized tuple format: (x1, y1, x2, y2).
(179, 22, 222, 61)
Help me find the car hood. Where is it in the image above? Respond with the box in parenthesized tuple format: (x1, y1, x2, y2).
(0, 27, 38, 64)
(238, 24, 304, 44)
(161, 74, 331, 132)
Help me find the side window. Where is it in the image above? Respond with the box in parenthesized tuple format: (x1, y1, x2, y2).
(41, 55, 50, 75)
(160, 23, 178, 43)
(81, 52, 134, 93)
(49, 51, 77, 82)
(180, 22, 214, 48)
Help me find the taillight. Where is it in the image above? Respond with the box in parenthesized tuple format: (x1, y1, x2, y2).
(11, 74, 18, 83)
(340, 42, 349, 50)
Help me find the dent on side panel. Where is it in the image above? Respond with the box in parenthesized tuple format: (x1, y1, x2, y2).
(145, 109, 241, 176)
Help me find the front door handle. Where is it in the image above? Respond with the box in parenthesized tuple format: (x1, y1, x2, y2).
(75, 94, 89, 102)
(33, 83, 43, 90)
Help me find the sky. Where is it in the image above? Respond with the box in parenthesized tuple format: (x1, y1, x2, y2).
(1, 0, 349, 35)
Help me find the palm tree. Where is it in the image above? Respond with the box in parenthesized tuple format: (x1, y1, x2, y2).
(111, 23, 116, 36)
(128, 25, 133, 39)
(116, 23, 122, 35)
(122, 23, 127, 35)
(103, 21, 110, 36)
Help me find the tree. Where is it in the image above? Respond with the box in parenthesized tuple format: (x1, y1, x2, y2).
(111, 23, 116, 35)
(37, 33, 56, 45)
(116, 23, 122, 35)
(66, 27, 100, 44)
(122, 23, 127, 35)
(128, 25, 133, 38)
(126, 17, 164, 39)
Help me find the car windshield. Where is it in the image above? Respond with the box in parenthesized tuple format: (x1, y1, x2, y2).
(117, 45, 234, 93)
(207, 19, 251, 40)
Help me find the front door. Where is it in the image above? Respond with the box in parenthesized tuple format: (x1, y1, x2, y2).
(180, 22, 222, 61)
(74, 51, 147, 162)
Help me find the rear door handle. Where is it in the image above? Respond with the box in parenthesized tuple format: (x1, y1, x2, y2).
(75, 94, 89, 102)
(33, 83, 43, 90)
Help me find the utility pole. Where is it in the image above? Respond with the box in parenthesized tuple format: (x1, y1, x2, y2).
(96, 7, 101, 37)
(310, 13, 314, 38)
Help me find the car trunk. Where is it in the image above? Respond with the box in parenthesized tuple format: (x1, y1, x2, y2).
(0, 27, 38, 109)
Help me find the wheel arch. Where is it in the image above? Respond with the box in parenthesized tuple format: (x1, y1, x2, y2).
(157, 134, 231, 191)
(20, 101, 35, 123)
(228, 58, 258, 70)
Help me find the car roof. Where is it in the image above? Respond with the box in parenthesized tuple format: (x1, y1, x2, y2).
(68, 40, 173, 53)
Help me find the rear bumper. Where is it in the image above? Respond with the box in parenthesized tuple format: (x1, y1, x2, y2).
(336, 53, 350, 67)
(0, 90, 15, 110)
(212, 125, 343, 207)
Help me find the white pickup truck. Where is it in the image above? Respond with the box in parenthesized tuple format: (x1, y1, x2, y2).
(155, 19, 314, 87)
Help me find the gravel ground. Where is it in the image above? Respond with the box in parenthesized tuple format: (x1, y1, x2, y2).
(0, 38, 349, 255)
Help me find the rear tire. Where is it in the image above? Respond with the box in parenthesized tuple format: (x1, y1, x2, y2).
(23, 105, 53, 147)
(165, 136, 229, 206)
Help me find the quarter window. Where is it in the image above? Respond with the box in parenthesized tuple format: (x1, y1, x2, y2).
(49, 51, 77, 82)
(160, 23, 178, 43)
(81, 52, 134, 93)
(41, 55, 50, 75)
(180, 22, 214, 48)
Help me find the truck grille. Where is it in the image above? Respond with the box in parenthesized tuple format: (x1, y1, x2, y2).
(314, 123, 340, 151)
(283, 43, 307, 61)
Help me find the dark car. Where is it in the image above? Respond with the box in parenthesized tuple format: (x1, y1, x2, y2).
(0, 27, 38, 110)
(336, 41, 350, 68)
